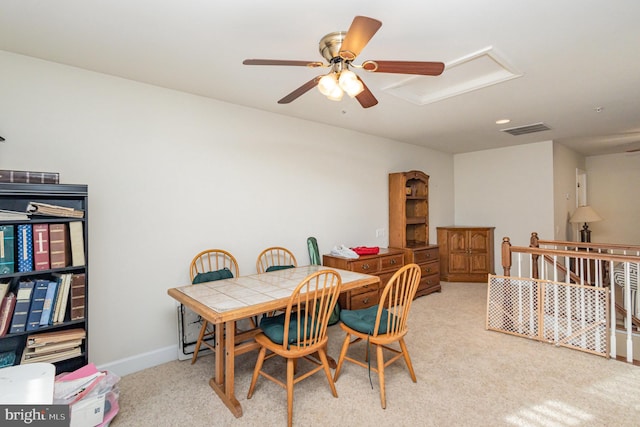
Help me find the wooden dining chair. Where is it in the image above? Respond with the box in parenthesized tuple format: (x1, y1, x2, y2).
(247, 269, 342, 427)
(256, 246, 298, 273)
(333, 263, 421, 409)
(189, 249, 240, 364)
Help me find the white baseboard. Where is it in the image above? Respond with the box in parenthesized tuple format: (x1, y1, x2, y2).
(95, 345, 178, 377)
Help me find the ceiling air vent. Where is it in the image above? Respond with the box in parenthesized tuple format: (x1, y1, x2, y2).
(500, 122, 551, 136)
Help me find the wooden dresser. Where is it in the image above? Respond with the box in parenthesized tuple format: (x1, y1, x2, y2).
(322, 248, 405, 310)
(403, 245, 441, 297)
(437, 226, 495, 282)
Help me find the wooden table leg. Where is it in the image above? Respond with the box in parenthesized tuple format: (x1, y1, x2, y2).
(208, 320, 243, 418)
(213, 323, 223, 386)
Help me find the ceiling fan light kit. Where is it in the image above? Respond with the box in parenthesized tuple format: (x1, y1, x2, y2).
(243, 16, 444, 108)
(318, 68, 364, 100)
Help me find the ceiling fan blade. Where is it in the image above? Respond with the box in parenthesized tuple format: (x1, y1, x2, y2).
(339, 16, 382, 61)
(627, 148, 640, 153)
(243, 59, 324, 68)
(277, 76, 321, 104)
(362, 60, 445, 76)
(355, 77, 378, 108)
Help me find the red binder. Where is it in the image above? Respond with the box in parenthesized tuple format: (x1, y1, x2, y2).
(33, 224, 50, 271)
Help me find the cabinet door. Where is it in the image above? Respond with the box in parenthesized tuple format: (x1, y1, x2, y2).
(468, 230, 490, 274)
(447, 229, 469, 274)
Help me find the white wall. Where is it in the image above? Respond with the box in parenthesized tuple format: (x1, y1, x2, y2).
(454, 141, 555, 274)
(0, 51, 454, 375)
(586, 153, 640, 244)
(553, 143, 586, 241)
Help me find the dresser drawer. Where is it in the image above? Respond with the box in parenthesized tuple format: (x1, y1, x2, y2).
(416, 272, 441, 297)
(422, 273, 440, 289)
(349, 289, 379, 310)
(413, 247, 439, 264)
(351, 258, 381, 274)
(350, 280, 379, 297)
(420, 260, 439, 277)
(380, 254, 403, 272)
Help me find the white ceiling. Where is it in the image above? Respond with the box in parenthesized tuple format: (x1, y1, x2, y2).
(1, 1, 640, 156)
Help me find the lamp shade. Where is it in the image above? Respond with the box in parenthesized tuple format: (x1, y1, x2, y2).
(569, 205, 603, 223)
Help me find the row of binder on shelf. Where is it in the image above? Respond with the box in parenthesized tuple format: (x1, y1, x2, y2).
(0, 273, 86, 337)
(0, 221, 85, 274)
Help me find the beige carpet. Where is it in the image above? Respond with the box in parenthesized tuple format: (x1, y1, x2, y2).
(111, 282, 640, 426)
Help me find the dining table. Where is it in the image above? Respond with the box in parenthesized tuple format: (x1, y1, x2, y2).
(167, 264, 380, 418)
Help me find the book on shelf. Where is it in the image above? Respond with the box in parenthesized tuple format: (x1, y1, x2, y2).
(16, 224, 33, 272)
(53, 273, 72, 324)
(0, 281, 9, 300)
(69, 221, 85, 267)
(26, 202, 84, 218)
(22, 336, 83, 362)
(0, 225, 15, 274)
(33, 223, 50, 270)
(30, 338, 83, 354)
(26, 279, 49, 331)
(0, 292, 16, 337)
(27, 328, 86, 347)
(51, 274, 66, 324)
(40, 280, 59, 326)
(70, 273, 86, 321)
(0, 209, 30, 221)
(0, 169, 59, 184)
(25, 329, 85, 365)
(9, 280, 35, 334)
(49, 223, 70, 268)
(21, 346, 81, 364)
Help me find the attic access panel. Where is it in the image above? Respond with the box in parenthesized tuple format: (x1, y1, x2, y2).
(382, 46, 522, 105)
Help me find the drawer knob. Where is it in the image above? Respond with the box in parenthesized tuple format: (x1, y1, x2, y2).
(426, 268, 432, 273)
(362, 263, 370, 270)
(390, 259, 397, 265)
(363, 297, 370, 304)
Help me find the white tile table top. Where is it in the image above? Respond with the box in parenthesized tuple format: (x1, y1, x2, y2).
(175, 265, 375, 314)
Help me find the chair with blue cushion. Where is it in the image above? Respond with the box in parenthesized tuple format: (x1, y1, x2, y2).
(333, 263, 421, 409)
(189, 248, 240, 364)
(247, 269, 342, 427)
(256, 246, 298, 273)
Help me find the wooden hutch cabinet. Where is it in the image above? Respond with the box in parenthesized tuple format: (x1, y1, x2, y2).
(323, 248, 405, 310)
(388, 170, 440, 297)
(437, 226, 495, 282)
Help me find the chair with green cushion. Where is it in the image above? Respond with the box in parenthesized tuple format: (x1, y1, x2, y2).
(333, 263, 422, 409)
(189, 248, 240, 364)
(247, 270, 342, 427)
(256, 246, 298, 273)
(256, 246, 298, 318)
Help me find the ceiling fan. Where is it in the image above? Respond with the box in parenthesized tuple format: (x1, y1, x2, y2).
(243, 16, 445, 108)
